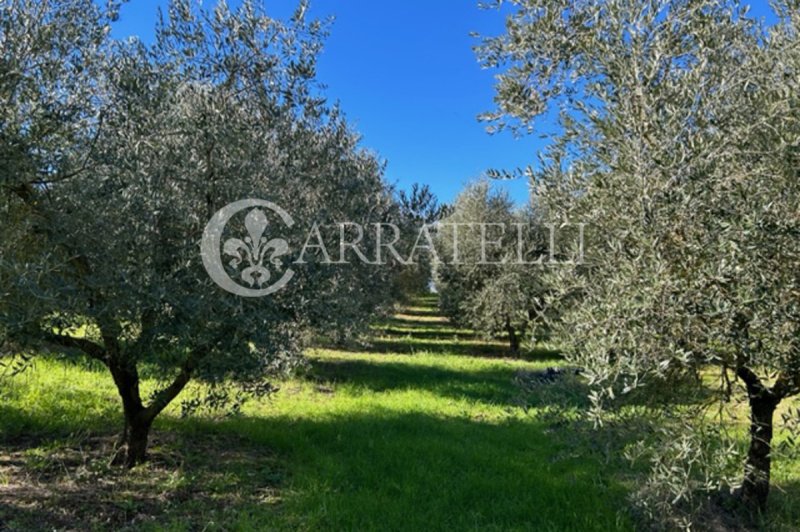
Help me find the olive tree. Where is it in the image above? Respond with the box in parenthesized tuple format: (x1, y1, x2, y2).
(0, 0, 395, 467)
(435, 181, 548, 353)
(478, 0, 800, 520)
(393, 183, 449, 297)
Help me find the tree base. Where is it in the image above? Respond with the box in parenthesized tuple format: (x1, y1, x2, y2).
(108, 422, 151, 469)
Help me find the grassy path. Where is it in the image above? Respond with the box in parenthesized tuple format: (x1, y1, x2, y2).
(1, 296, 632, 530)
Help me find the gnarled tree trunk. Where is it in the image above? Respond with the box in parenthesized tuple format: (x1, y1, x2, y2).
(108, 350, 196, 468)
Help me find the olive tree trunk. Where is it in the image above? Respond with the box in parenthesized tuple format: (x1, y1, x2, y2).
(108, 359, 151, 467)
(125, 415, 153, 468)
(741, 393, 779, 514)
(736, 365, 788, 515)
(505, 318, 520, 354)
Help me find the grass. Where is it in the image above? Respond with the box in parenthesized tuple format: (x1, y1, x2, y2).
(0, 296, 797, 530)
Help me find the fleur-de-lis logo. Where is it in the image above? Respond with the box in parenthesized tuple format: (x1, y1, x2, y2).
(201, 199, 295, 297)
(223, 208, 290, 288)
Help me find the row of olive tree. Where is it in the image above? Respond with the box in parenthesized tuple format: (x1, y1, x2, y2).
(434, 181, 552, 354)
(394, 183, 451, 298)
(0, 0, 400, 467)
(477, 0, 800, 524)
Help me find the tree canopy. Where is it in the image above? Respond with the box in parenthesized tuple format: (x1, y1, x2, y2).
(0, 0, 396, 466)
(434, 181, 551, 353)
(478, 0, 800, 522)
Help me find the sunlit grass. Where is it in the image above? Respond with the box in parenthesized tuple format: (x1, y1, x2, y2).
(1, 297, 797, 530)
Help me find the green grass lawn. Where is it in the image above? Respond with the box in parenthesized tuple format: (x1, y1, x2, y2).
(1, 297, 797, 530)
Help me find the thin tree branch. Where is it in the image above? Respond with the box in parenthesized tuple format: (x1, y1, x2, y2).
(42, 332, 107, 363)
(142, 358, 198, 423)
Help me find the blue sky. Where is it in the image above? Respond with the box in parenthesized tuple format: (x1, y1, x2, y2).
(111, 0, 539, 205)
(111, 1, 776, 207)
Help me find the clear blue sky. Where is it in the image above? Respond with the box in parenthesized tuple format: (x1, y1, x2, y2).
(111, 1, 776, 207)
(111, 0, 538, 205)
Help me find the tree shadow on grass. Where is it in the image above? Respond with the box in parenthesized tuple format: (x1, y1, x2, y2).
(336, 337, 562, 362)
(325, 323, 562, 360)
(0, 424, 283, 532)
(374, 317, 475, 334)
(195, 410, 633, 531)
(370, 315, 562, 362)
(372, 326, 483, 342)
(309, 358, 530, 407)
(0, 402, 634, 531)
(391, 307, 442, 318)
